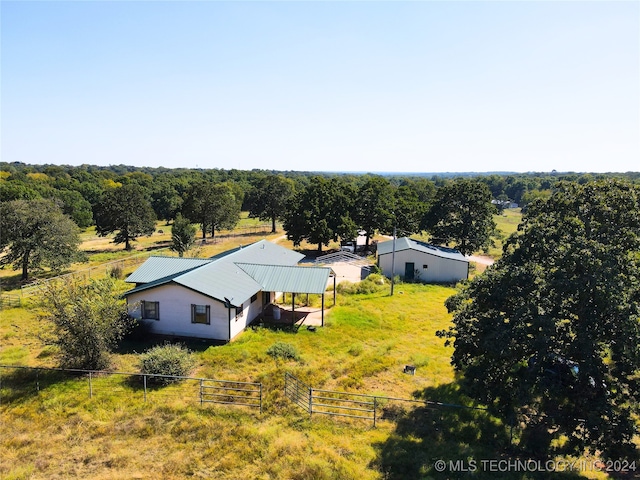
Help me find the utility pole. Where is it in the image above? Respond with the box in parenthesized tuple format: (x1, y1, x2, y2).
(390, 224, 396, 296)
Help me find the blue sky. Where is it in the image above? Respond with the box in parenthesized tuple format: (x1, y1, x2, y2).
(2, 1, 638, 173)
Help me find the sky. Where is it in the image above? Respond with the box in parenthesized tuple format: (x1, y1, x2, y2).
(1, 1, 639, 174)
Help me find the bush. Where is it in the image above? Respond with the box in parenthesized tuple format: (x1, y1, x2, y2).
(139, 344, 195, 385)
(266, 342, 300, 361)
(336, 274, 388, 295)
(107, 263, 124, 279)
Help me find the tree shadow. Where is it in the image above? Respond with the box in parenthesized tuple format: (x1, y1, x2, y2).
(373, 382, 586, 480)
(0, 367, 85, 405)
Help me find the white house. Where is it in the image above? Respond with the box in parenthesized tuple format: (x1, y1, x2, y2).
(377, 237, 469, 283)
(124, 240, 332, 341)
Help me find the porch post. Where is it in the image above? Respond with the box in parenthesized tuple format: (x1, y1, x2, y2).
(321, 293, 325, 327)
(333, 274, 336, 306)
(292, 293, 295, 325)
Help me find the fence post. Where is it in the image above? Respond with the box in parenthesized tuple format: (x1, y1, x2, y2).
(143, 375, 147, 402)
(373, 397, 377, 428)
(259, 383, 263, 415)
(89, 372, 93, 399)
(199, 379, 203, 406)
(36, 371, 40, 392)
(309, 387, 313, 417)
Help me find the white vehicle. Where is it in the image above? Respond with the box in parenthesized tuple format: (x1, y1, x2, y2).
(340, 241, 356, 253)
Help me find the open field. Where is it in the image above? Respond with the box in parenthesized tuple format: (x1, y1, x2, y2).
(1, 212, 634, 479)
(0, 214, 278, 294)
(1, 276, 620, 479)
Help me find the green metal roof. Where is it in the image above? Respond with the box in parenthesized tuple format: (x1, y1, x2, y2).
(125, 257, 212, 284)
(124, 240, 315, 306)
(377, 237, 468, 263)
(236, 263, 332, 295)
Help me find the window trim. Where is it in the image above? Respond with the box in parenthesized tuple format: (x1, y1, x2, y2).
(191, 304, 211, 325)
(235, 304, 244, 318)
(141, 300, 159, 320)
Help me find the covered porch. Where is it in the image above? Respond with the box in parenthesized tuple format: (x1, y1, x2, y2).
(235, 263, 336, 328)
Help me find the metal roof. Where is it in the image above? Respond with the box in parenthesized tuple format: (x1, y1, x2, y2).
(125, 257, 212, 284)
(173, 260, 262, 307)
(223, 240, 305, 266)
(124, 240, 315, 305)
(377, 237, 468, 263)
(236, 263, 332, 295)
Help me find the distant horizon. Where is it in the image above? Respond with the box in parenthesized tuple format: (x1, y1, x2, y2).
(2, 160, 638, 177)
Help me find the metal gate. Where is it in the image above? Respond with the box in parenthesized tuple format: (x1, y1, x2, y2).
(284, 372, 377, 425)
(199, 379, 262, 413)
(284, 372, 311, 413)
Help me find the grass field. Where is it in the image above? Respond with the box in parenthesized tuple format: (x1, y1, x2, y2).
(0, 212, 629, 479)
(1, 277, 616, 479)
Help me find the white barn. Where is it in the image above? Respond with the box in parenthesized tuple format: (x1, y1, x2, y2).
(377, 237, 469, 283)
(124, 240, 332, 341)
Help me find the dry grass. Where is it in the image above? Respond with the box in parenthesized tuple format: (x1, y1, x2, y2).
(0, 214, 629, 479)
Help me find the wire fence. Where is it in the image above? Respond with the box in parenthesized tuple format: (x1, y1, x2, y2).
(0, 294, 21, 309)
(17, 252, 166, 298)
(0, 365, 262, 413)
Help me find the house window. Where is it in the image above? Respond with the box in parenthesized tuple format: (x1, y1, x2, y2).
(251, 293, 258, 303)
(235, 304, 244, 318)
(142, 301, 159, 320)
(191, 304, 210, 324)
(423, 265, 429, 269)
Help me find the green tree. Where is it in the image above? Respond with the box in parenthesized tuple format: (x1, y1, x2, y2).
(247, 174, 295, 233)
(423, 179, 497, 255)
(151, 180, 183, 223)
(170, 214, 196, 257)
(39, 277, 133, 370)
(355, 176, 394, 247)
(441, 180, 640, 459)
(0, 199, 84, 281)
(284, 177, 357, 252)
(183, 181, 241, 239)
(53, 189, 94, 228)
(393, 185, 426, 237)
(94, 184, 157, 250)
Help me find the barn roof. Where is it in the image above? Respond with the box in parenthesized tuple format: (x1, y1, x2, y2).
(377, 237, 468, 262)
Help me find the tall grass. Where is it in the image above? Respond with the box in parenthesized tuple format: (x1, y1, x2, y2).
(1, 266, 619, 479)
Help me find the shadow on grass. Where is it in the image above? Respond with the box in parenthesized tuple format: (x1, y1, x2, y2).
(115, 334, 222, 356)
(373, 382, 586, 480)
(0, 367, 86, 404)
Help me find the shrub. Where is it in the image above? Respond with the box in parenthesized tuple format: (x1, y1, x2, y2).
(107, 263, 124, 279)
(139, 344, 195, 385)
(266, 342, 300, 361)
(39, 277, 130, 370)
(336, 274, 388, 295)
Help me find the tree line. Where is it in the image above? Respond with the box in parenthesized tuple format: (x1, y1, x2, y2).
(2, 162, 639, 280)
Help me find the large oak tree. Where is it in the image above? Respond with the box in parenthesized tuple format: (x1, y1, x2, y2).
(423, 178, 497, 256)
(246, 174, 295, 233)
(0, 199, 84, 281)
(284, 176, 357, 252)
(94, 184, 157, 250)
(441, 180, 640, 459)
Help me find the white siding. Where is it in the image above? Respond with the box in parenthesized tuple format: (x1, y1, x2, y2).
(127, 283, 263, 341)
(378, 249, 468, 283)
